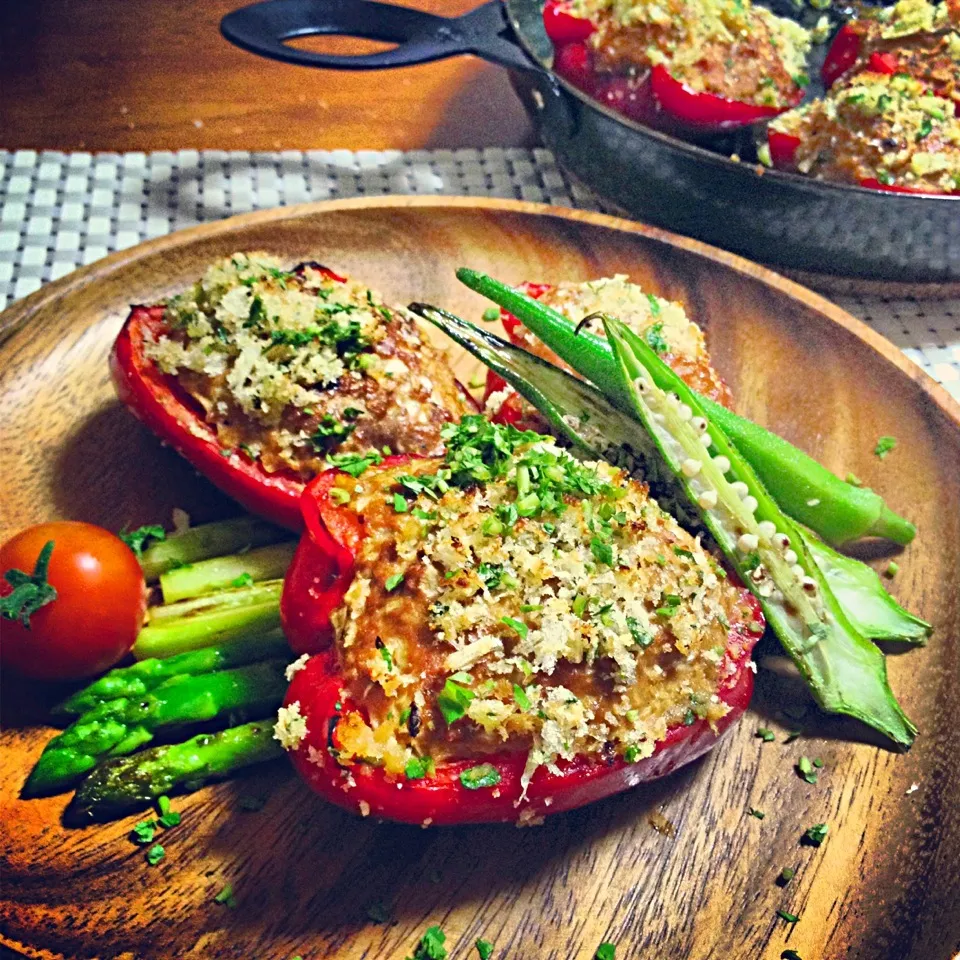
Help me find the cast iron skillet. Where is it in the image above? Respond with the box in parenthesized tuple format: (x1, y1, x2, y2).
(221, 0, 959, 283)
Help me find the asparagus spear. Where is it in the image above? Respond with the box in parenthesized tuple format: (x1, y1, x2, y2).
(65, 720, 284, 824)
(159, 541, 297, 603)
(133, 580, 283, 660)
(139, 516, 288, 582)
(55, 633, 290, 716)
(23, 660, 287, 796)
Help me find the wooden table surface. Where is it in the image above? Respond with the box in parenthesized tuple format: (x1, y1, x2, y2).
(0, 0, 535, 152)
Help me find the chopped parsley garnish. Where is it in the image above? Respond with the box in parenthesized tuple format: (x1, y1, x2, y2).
(145, 844, 165, 866)
(779, 867, 796, 885)
(327, 450, 383, 477)
(437, 679, 474, 725)
(409, 925, 448, 960)
(797, 756, 818, 784)
(478, 562, 504, 590)
(874, 436, 897, 459)
(385, 573, 404, 592)
(214, 883, 237, 908)
(917, 117, 933, 140)
(131, 820, 156, 845)
(673, 546, 694, 560)
(475, 939, 494, 960)
(683, 709, 697, 726)
(595, 943, 616, 960)
(119, 524, 166, 557)
(310, 414, 357, 451)
(777, 910, 799, 924)
(645, 293, 662, 317)
(644, 321, 669, 354)
(501, 616, 528, 640)
(655, 594, 682, 618)
(756, 728, 776, 742)
(803, 822, 828, 846)
(329, 487, 350, 505)
(590, 537, 614, 566)
(513, 683, 532, 711)
(378, 644, 394, 670)
(782, 950, 803, 960)
(405, 755, 433, 780)
(748, 807, 765, 820)
(626, 616, 653, 648)
(230, 572, 254, 589)
(1, 540, 57, 627)
(885, 561, 899, 578)
(460, 763, 502, 789)
(158, 811, 181, 829)
(393, 493, 409, 513)
(481, 307, 501, 322)
(624, 745, 641, 763)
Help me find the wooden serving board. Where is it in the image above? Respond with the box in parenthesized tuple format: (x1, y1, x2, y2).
(1, 198, 958, 960)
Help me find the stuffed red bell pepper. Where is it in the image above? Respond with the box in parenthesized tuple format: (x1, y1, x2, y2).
(277, 416, 764, 825)
(543, 0, 813, 135)
(766, 70, 960, 195)
(483, 276, 732, 432)
(110, 253, 475, 530)
(821, 0, 959, 95)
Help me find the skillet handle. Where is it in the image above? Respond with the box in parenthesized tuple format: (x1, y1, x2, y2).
(220, 0, 537, 72)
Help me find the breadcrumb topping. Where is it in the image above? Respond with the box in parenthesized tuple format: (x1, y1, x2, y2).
(327, 419, 748, 790)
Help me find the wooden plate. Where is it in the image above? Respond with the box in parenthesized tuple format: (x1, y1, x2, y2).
(1, 197, 958, 960)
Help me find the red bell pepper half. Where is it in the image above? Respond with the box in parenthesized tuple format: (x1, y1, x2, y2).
(110, 265, 479, 532)
(543, 0, 800, 133)
(280, 459, 764, 825)
(767, 129, 960, 195)
(111, 304, 307, 531)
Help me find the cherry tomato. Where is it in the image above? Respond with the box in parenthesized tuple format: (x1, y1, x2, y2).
(0, 522, 147, 681)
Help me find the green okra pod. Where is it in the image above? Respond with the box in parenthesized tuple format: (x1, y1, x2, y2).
(602, 317, 914, 746)
(416, 304, 929, 650)
(454, 268, 915, 546)
(23, 660, 287, 796)
(65, 720, 284, 824)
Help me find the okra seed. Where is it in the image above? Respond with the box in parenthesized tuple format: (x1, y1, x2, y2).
(691, 417, 708, 432)
(742, 495, 759, 514)
(783, 549, 798, 565)
(791, 564, 805, 579)
(773, 532, 791, 550)
(699, 433, 713, 448)
(677, 404, 693, 421)
(758, 582, 775, 598)
(697, 490, 718, 509)
(738, 533, 759, 552)
(712, 455, 731, 473)
(757, 521, 777, 540)
(801, 578, 818, 594)
(731, 481, 749, 497)
(633, 377, 648, 393)
(681, 458, 702, 477)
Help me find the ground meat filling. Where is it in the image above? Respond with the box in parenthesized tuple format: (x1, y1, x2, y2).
(839, 0, 960, 103)
(771, 71, 960, 192)
(573, 0, 812, 109)
(327, 418, 754, 790)
(143, 252, 471, 479)
(487, 275, 733, 430)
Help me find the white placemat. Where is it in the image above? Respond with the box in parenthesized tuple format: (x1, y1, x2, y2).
(1, 147, 958, 401)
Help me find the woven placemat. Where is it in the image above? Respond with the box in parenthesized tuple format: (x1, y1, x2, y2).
(1, 147, 957, 401)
